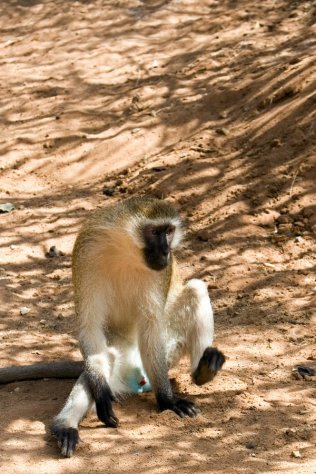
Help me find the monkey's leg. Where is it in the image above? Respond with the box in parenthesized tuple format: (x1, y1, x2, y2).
(51, 372, 93, 457)
(138, 312, 200, 418)
(81, 329, 119, 428)
(166, 279, 225, 386)
(75, 279, 119, 428)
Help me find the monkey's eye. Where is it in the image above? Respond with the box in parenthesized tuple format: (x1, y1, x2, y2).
(166, 226, 174, 235)
(143, 225, 159, 241)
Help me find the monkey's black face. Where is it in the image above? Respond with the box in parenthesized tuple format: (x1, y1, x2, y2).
(143, 224, 175, 271)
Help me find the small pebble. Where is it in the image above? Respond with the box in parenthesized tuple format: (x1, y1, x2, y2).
(152, 166, 167, 172)
(277, 214, 292, 224)
(285, 428, 297, 436)
(0, 202, 15, 213)
(46, 246, 64, 258)
(20, 307, 30, 316)
(246, 441, 257, 449)
(291, 450, 301, 458)
(270, 138, 282, 148)
(278, 223, 292, 232)
(307, 351, 316, 361)
(103, 187, 115, 197)
(302, 208, 313, 218)
(14, 387, 20, 392)
(295, 236, 303, 243)
(297, 366, 315, 377)
(215, 127, 229, 136)
(197, 230, 210, 242)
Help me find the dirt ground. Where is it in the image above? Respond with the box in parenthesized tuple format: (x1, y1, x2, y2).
(0, 0, 316, 472)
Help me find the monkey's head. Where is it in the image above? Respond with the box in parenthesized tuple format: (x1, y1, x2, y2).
(142, 223, 176, 271)
(125, 198, 183, 271)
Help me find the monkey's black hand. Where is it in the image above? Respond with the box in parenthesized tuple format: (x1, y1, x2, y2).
(51, 425, 79, 458)
(157, 393, 200, 418)
(193, 347, 226, 386)
(89, 380, 119, 427)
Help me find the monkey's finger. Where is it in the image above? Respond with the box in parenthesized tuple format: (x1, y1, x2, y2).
(172, 397, 201, 417)
(180, 407, 196, 417)
(107, 415, 119, 428)
(187, 405, 201, 416)
(178, 402, 200, 417)
(208, 351, 225, 372)
(201, 347, 225, 372)
(174, 406, 198, 418)
(173, 407, 185, 418)
(66, 428, 79, 458)
(108, 407, 119, 425)
(58, 428, 79, 458)
(96, 402, 119, 427)
(103, 409, 119, 427)
(60, 429, 70, 457)
(52, 427, 67, 451)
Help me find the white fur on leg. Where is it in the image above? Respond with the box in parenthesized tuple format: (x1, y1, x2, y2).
(53, 373, 93, 429)
(186, 279, 214, 372)
(165, 278, 214, 373)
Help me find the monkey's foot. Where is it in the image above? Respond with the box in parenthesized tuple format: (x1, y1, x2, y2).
(157, 394, 201, 418)
(51, 425, 79, 458)
(193, 347, 226, 386)
(94, 386, 119, 428)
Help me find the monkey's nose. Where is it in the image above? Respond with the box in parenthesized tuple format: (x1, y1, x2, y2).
(161, 247, 169, 257)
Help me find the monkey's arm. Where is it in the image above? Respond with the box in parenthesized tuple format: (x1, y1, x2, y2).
(0, 360, 83, 384)
(80, 325, 119, 428)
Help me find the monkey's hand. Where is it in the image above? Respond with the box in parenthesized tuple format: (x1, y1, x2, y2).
(90, 381, 119, 428)
(157, 394, 200, 418)
(51, 425, 79, 458)
(193, 347, 226, 386)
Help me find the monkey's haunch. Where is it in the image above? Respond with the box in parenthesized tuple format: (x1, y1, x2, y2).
(0, 361, 84, 384)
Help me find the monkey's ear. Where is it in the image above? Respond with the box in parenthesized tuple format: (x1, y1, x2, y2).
(170, 220, 183, 249)
(125, 216, 146, 248)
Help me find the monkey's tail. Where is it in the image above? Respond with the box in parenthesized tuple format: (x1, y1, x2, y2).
(0, 361, 84, 384)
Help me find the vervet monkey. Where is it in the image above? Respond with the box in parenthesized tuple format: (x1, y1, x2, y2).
(51, 197, 225, 457)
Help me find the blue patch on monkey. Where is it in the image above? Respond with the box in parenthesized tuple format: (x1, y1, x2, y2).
(126, 367, 152, 393)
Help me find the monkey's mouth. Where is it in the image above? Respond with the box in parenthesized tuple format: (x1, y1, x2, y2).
(146, 254, 169, 271)
(147, 259, 168, 271)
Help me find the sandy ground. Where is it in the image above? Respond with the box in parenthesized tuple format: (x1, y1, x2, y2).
(1, 0, 316, 472)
